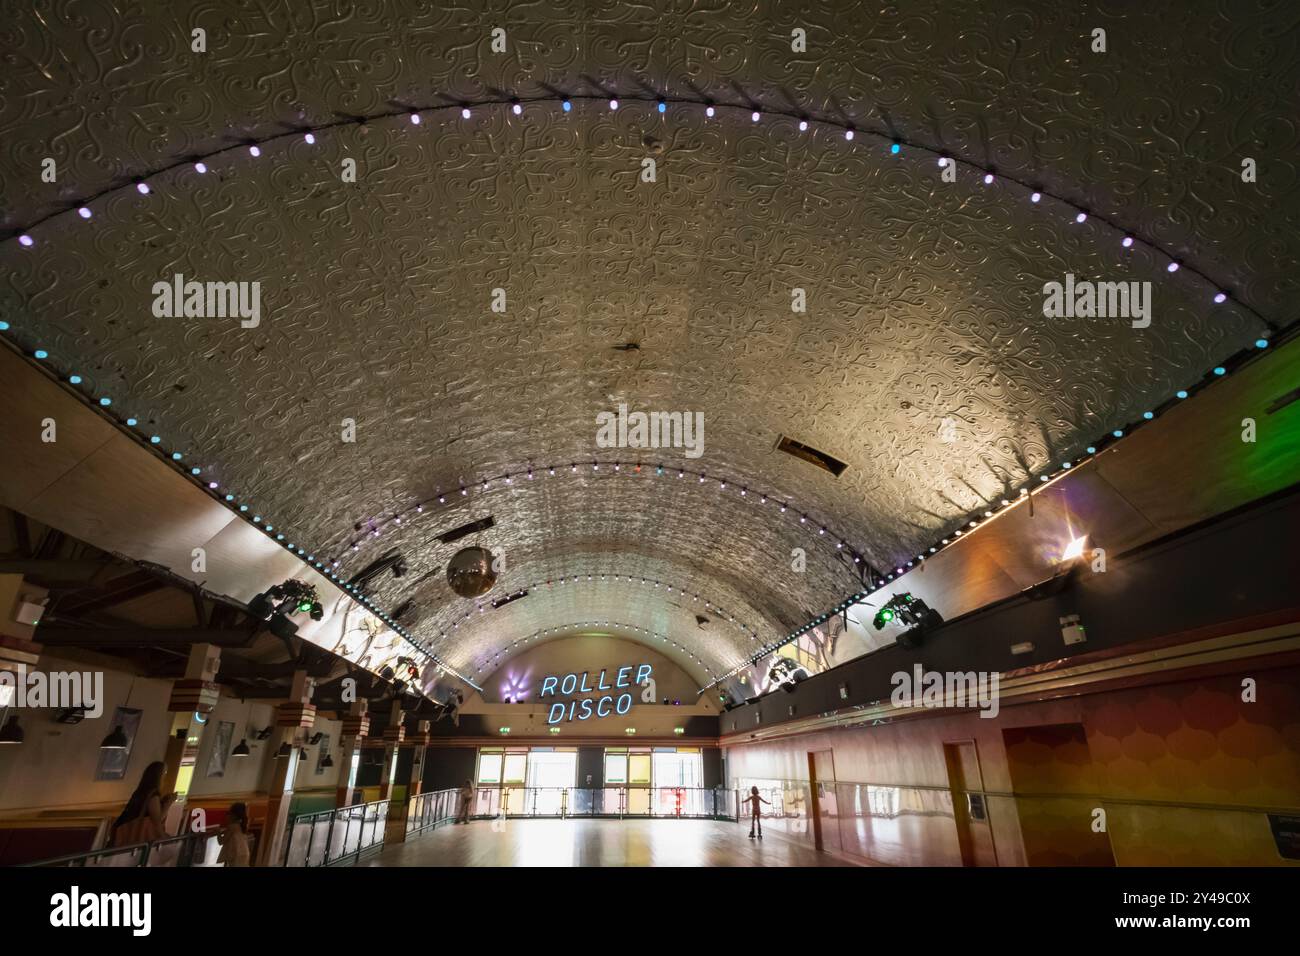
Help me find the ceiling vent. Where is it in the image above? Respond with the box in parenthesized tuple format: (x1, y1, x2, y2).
(491, 589, 529, 610)
(438, 516, 495, 544)
(775, 435, 848, 477)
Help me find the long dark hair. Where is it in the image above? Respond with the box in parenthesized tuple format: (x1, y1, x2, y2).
(228, 802, 248, 833)
(113, 760, 165, 831)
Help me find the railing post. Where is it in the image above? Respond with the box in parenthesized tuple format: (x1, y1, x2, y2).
(303, 813, 317, 866)
(323, 808, 336, 863)
(339, 808, 352, 865)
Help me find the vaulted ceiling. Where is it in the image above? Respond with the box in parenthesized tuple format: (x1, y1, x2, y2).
(1, 1, 1296, 687)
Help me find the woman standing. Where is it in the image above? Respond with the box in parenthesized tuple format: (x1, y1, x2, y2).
(110, 761, 174, 847)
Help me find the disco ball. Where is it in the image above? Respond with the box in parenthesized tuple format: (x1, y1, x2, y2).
(446, 546, 498, 598)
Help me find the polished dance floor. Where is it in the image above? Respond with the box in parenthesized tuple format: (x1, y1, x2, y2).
(366, 818, 855, 867)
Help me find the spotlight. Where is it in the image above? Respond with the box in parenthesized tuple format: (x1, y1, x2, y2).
(231, 739, 251, 757)
(100, 724, 130, 750)
(872, 593, 942, 631)
(1062, 534, 1088, 562)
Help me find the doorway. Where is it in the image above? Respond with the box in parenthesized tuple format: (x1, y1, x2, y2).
(808, 750, 840, 852)
(943, 740, 998, 866)
(525, 750, 577, 816)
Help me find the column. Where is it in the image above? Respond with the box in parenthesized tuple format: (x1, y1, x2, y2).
(0, 575, 46, 741)
(376, 699, 405, 801)
(335, 700, 370, 807)
(254, 670, 315, 866)
(161, 643, 223, 832)
(384, 719, 430, 843)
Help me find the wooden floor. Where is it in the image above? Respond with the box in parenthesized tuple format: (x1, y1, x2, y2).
(366, 818, 854, 867)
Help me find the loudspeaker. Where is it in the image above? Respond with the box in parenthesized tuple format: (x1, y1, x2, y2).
(896, 626, 925, 650)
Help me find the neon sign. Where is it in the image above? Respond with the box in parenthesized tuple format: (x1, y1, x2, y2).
(540, 664, 653, 723)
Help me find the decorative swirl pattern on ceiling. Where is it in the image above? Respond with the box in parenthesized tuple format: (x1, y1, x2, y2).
(0, 0, 1295, 682)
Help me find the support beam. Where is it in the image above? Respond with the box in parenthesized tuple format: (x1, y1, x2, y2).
(34, 626, 258, 648)
(55, 571, 166, 616)
(0, 559, 108, 584)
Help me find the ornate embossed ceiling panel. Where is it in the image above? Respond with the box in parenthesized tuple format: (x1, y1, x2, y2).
(1, 0, 1296, 683)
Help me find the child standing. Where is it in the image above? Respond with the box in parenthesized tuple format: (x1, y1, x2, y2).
(217, 802, 251, 867)
(741, 786, 771, 839)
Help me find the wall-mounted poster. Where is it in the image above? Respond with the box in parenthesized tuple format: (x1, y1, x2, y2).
(94, 707, 143, 781)
(315, 734, 331, 775)
(205, 720, 235, 778)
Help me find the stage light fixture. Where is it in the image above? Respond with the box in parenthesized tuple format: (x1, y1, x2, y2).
(1062, 534, 1088, 562)
(872, 593, 942, 632)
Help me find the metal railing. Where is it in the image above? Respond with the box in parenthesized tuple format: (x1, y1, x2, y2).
(406, 787, 459, 836)
(283, 797, 389, 867)
(20, 787, 740, 867)
(24, 829, 229, 868)
(467, 786, 737, 819)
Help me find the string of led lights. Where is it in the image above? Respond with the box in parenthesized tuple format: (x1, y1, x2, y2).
(432, 571, 767, 645)
(700, 585, 896, 692)
(341, 460, 884, 583)
(1, 88, 1288, 658)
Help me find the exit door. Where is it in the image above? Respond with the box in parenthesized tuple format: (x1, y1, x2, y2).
(526, 750, 577, 816)
(943, 740, 998, 866)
